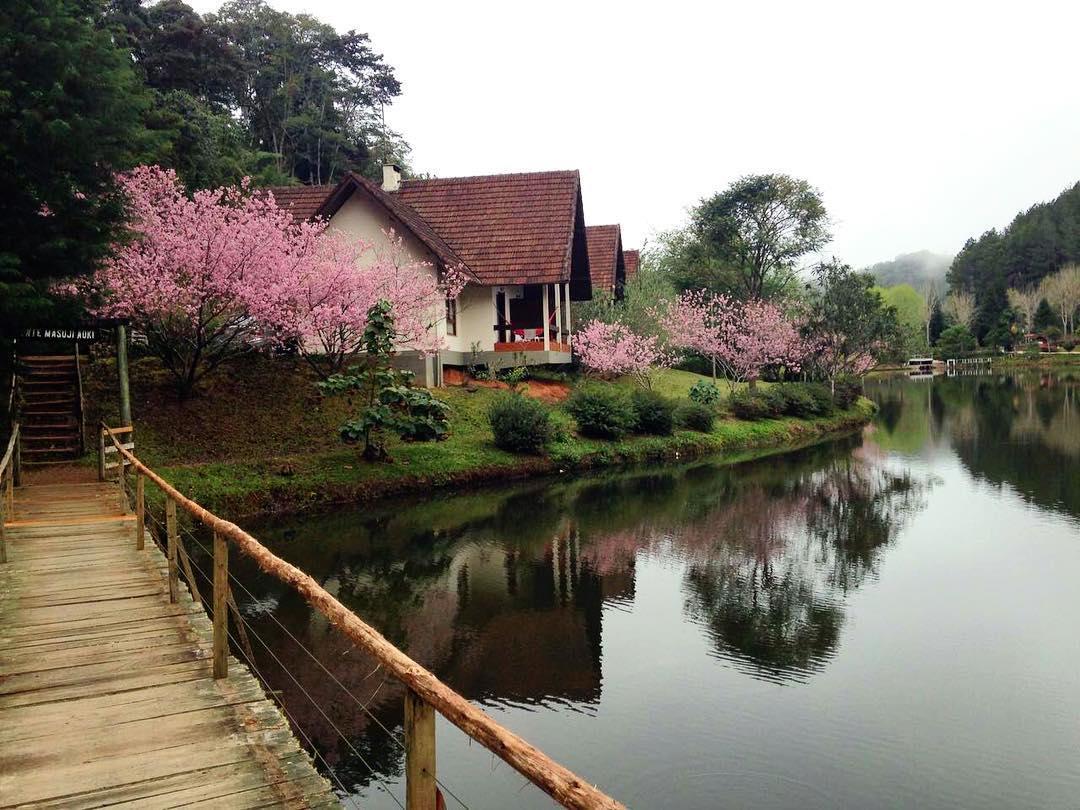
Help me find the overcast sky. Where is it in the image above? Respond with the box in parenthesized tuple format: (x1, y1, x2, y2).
(191, 0, 1080, 268)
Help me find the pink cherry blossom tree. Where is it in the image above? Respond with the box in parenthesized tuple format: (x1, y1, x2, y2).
(271, 228, 467, 377)
(659, 290, 811, 388)
(574, 320, 672, 388)
(67, 166, 463, 395)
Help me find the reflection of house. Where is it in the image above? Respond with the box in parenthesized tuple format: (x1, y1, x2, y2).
(270, 166, 594, 385)
(585, 224, 626, 300)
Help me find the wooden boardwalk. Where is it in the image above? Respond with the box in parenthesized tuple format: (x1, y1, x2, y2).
(0, 480, 339, 808)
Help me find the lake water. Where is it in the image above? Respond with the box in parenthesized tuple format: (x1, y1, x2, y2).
(231, 369, 1080, 809)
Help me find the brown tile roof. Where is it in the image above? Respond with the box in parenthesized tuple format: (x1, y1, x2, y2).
(624, 249, 640, 281)
(266, 185, 333, 222)
(265, 176, 474, 280)
(396, 171, 587, 287)
(585, 224, 624, 293)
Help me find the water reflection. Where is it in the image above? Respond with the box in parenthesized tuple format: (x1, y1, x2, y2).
(867, 370, 1080, 518)
(220, 369, 1080, 807)
(227, 437, 929, 794)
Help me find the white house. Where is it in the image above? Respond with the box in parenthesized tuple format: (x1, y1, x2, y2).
(269, 166, 594, 386)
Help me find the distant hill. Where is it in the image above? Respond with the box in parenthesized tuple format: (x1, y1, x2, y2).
(864, 251, 953, 289)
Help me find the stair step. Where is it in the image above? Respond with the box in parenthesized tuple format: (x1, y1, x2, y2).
(21, 457, 84, 467)
(18, 355, 76, 361)
(23, 434, 80, 443)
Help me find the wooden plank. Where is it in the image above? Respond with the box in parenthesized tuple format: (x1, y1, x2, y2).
(0, 474, 335, 809)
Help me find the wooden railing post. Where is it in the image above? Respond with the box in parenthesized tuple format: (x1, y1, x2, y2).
(165, 498, 179, 603)
(4, 462, 12, 517)
(98, 428, 106, 482)
(135, 472, 145, 550)
(117, 460, 127, 515)
(212, 529, 228, 679)
(0, 482, 7, 565)
(405, 689, 437, 810)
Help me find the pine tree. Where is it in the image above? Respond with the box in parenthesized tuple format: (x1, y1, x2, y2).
(0, 0, 161, 326)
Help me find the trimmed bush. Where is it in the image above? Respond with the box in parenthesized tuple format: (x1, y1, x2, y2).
(565, 384, 636, 439)
(487, 394, 553, 453)
(688, 380, 722, 407)
(778, 383, 834, 418)
(832, 378, 863, 410)
(630, 388, 676, 435)
(676, 401, 715, 432)
(729, 387, 785, 420)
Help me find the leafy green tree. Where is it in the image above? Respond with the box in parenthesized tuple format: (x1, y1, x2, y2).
(1034, 297, 1056, 331)
(574, 249, 676, 335)
(928, 299, 946, 345)
(663, 174, 830, 300)
(208, 0, 405, 184)
(0, 0, 160, 326)
(803, 260, 902, 388)
(936, 325, 976, 356)
(877, 283, 927, 355)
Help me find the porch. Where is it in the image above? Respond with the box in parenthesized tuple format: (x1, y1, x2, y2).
(491, 282, 574, 354)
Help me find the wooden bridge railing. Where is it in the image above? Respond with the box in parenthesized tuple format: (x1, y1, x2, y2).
(99, 424, 624, 810)
(0, 423, 20, 564)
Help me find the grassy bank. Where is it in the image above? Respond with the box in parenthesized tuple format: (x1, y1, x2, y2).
(82, 355, 874, 517)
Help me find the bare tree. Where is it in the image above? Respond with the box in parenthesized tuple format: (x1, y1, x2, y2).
(920, 281, 940, 346)
(1039, 266, 1080, 334)
(944, 290, 976, 330)
(1007, 285, 1042, 332)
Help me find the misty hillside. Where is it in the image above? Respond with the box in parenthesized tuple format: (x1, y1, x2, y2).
(864, 251, 953, 288)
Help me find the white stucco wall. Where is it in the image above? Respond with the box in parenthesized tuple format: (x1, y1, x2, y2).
(326, 193, 447, 348)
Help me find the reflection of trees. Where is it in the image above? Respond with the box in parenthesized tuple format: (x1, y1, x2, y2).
(226, 437, 926, 789)
(940, 373, 1080, 519)
(678, 457, 924, 683)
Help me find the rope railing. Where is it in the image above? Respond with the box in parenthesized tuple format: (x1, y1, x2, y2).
(100, 423, 624, 810)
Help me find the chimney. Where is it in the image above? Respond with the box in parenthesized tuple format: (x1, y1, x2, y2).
(382, 164, 402, 192)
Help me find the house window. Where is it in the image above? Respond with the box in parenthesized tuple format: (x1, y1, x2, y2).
(445, 297, 457, 336)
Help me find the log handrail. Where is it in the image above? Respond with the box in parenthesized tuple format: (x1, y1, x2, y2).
(0, 423, 20, 564)
(100, 424, 624, 810)
(0, 423, 19, 480)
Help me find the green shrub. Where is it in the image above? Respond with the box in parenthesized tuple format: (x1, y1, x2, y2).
(832, 377, 863, 410)
(675, 401, 715, 432)
(565, 384, 636, 439)
(777, 383, 834, 418)
(729, 388, 785, 420)
(1061, 338, 1077, 352)
(688, 380, 722, 407)
(487, 394, 553, 453)
(630, 389, 675, 435)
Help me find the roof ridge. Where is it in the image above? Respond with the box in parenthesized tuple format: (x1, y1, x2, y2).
(400, 169, 580, 186)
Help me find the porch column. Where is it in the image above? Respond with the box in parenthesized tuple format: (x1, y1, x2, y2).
(502, 288, 512, 343)
(542, 283, 550, 351)
(554, 283, 563, 346)
(563, 283, 572, 348)
(491, 287, 498, 344)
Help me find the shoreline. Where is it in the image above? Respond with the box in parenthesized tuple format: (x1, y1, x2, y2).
(156, 399, 877, 519)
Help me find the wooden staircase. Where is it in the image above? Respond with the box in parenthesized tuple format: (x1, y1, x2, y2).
(18, 356, 83, 466)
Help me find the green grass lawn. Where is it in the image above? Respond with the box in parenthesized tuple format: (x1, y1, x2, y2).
(615, 368, 771, 400)
(81, 354, 873, 517)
